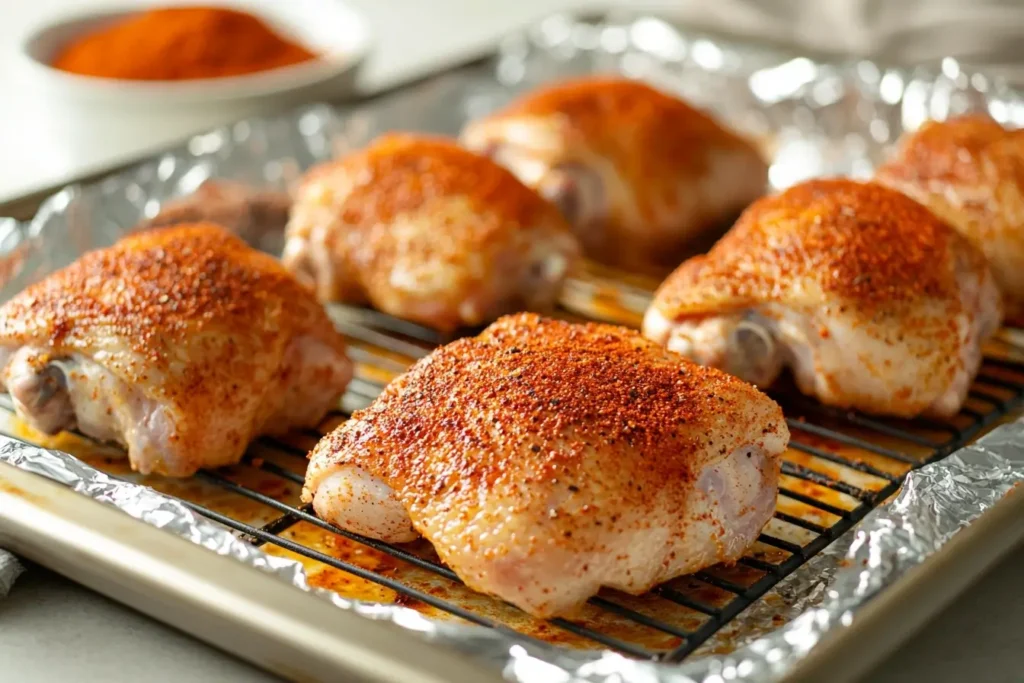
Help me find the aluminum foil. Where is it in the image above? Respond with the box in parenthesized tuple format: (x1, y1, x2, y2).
(0, 547, 22, 598)
(1, 425, 1022, 683)
(2, 11, 1024, 683)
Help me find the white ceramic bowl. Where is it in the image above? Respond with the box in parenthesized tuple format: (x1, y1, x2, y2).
(16, 0, 373, 109)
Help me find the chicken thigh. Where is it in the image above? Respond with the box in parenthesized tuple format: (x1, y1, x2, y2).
(138, 180, 293, 253)
(461, 77, 767, 273)
(876, 115, 1024, 323)
(643, 179, 1002, 419)
(282, 134, 580, 332)
(303, 313, 788, 618)
(0, 223, 352, 476)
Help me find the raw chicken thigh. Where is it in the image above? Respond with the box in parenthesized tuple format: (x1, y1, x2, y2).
(303, 313, 788, 618)
(282, 133, 580, 332)
(138, 179, 293, 253)
(876, 114, 1024, 323)
(643, 179, 1002, 419)
(461, 77, 767, 273)
(0, 223, 352, 476)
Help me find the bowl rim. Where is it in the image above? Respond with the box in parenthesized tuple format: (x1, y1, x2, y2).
(17, 2, 374, 99)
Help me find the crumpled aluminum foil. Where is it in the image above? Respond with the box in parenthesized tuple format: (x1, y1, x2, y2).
(0, 548, 23, 598)
(1, 425, 1022, 683)
(2, 11, 1024, 683)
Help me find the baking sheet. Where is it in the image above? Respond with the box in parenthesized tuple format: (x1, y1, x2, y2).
(2, 11, 1024, 683)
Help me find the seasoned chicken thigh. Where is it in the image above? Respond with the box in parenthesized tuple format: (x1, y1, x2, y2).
(461, 77, 767, 273)
(138, 180, 293, 253)
(304, 313, 788, 618)
(876, 115, 1024, 323)
(0, 223, 352, 476)
(643, 179, 1001, 419)
(282, 134, 580, 332)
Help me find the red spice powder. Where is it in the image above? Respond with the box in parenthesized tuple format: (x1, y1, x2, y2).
(51, 6, 318, 81)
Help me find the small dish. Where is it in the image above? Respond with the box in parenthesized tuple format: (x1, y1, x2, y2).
(16, 0, 373, 109)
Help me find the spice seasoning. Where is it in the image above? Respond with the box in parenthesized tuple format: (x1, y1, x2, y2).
(51, 7, 318, 81)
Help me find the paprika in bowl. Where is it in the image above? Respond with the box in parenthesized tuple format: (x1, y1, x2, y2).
(16, 1, 371, 108)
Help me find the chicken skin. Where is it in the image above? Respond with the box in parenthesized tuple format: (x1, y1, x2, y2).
(0, 223, 352, 476)
(876, 115, 1024, 324)
(303, 313, 788, 618)
(643, 179, 1002, 419)
(282, 134, 580, 332)
(461, 77, 768, 273)
(138, 180, 293, 253)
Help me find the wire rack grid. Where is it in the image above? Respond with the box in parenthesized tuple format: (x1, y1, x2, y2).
(3, 273, 1023, 663)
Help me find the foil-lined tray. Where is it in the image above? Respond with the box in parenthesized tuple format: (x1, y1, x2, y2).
(2, 12, 1024, 683)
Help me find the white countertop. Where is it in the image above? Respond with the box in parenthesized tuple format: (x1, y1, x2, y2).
(1, 1, 1024, 681)
(4, 548, 1021, 682)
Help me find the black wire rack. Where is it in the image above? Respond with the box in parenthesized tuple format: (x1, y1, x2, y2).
(3, 285, 1024, 663)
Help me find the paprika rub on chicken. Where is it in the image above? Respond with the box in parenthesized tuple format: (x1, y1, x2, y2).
(876, 114, 1024, 325)
(461, 76, 768, 274)
(282, 133, 580, 332)
(643, 179, 1002, 419)
(303, 313, 788, 618)
(0, 224, 352, 477)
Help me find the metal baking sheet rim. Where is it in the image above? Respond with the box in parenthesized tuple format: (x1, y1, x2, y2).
(2, 10, 1024, 683)
(1, 445, 1022, 683)
(783, 486, 1024, 683)
(0, 461, 499, 683)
